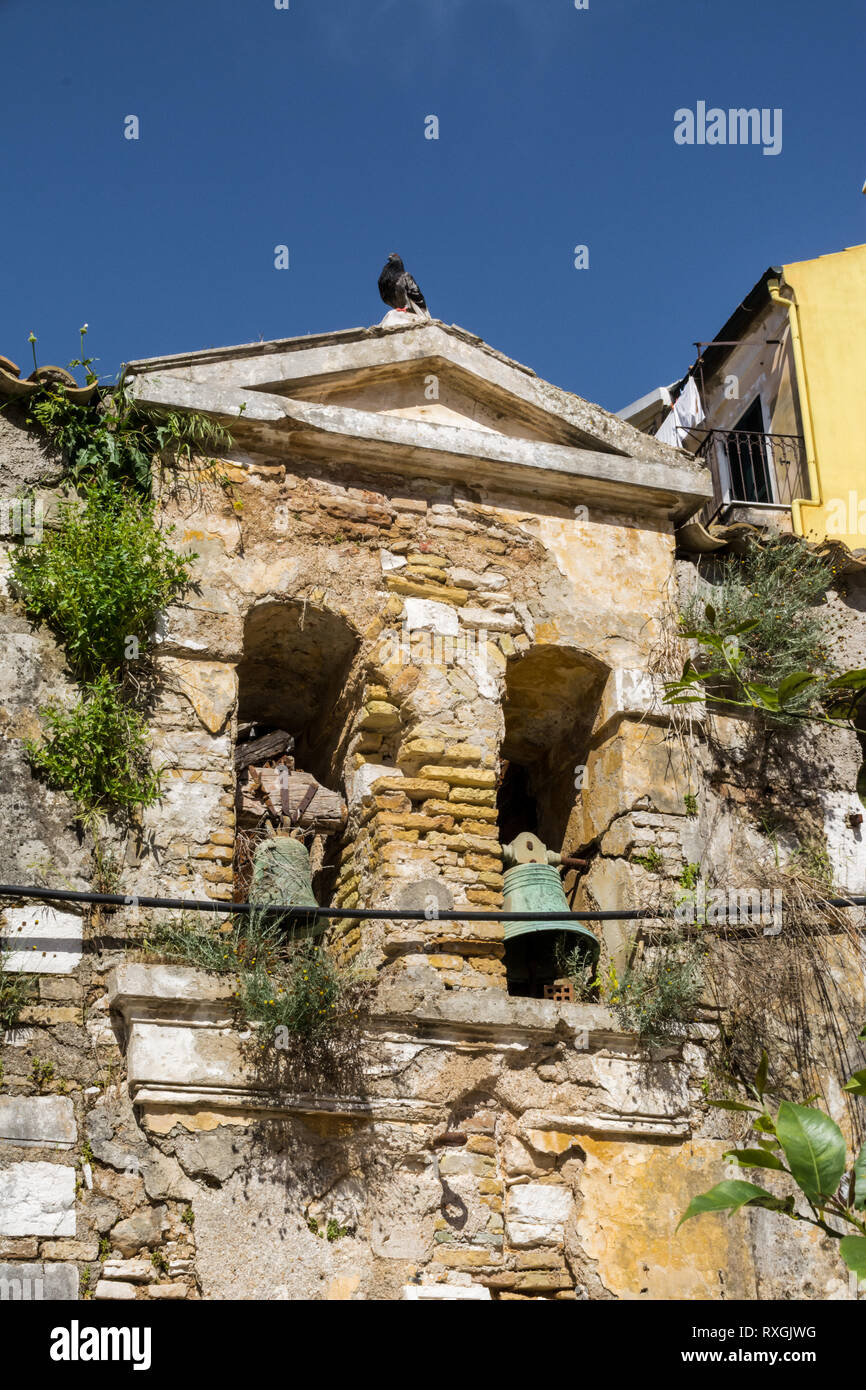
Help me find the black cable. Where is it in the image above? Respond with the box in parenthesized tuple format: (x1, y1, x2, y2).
(1, 882, 864, 924)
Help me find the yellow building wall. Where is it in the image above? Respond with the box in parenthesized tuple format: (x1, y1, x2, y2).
(783, 243, 866, 550)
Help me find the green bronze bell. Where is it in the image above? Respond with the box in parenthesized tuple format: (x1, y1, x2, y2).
(502, 862, 600, 955)
(501, 833, 599, 994)
(250, 834, 321, 936)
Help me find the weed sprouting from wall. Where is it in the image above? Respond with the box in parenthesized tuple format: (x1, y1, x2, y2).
(679, 535, 837, 719)
(10, 482, 193, 679)
(24, 671, 161, 815)
(5, 331, 233, 828)
(0, 953, 36, 1033)
(144, 907, 374, 1083)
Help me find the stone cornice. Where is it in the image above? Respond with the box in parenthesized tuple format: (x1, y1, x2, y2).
(125, 320, 712, 523)
(107, 965, 698, 1140)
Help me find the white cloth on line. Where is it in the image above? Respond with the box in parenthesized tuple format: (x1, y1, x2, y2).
(655, 375, 705, 447)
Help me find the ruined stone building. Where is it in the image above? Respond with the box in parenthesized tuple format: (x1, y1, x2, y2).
(1, 313, 864, 1301)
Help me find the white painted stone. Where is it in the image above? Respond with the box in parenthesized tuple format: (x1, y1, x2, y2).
(448, 568, 484, 590)
(821, 793, 866, 895)
(103, 1258, 154, 1283)
(0, 905, 83, 975)
(587, 1052, 691, 1123)
(457, 652, 498, 700)
(475, 592, 514, 608)
(0, 1096, 76, 1149)
(0, 1261, 78, 1300)
(0, 1162, 76, 1236)
(505, 1181, 573, 1247)
(86, 1016, 117, 1046)
(94, 1279, 138, 1300)
(402, 598, 459, 636)
(348, 761, 402, 810)
(597, 667, 674, 729)
(380, 548, 407, 572)
(458, 607, 520, 633)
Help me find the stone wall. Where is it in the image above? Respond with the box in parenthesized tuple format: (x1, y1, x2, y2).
(2, 354, 865, 1302)
(136, 452, 687, 995)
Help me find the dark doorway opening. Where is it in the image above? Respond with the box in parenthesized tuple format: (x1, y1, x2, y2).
(497, 645, 608, 998)
(726, 397, 771, 503)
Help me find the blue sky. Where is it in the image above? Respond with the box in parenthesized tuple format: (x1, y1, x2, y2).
(2, 0, 864, 412)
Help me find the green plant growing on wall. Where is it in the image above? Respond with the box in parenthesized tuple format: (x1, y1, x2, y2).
(608, 932, 706, 1045)
(26, 326, 230, 496)
(679, 1047, 866, 1284)
(0, 955, 35, 1033)
(10, 482, 194, 678)
(5, 329, 232, 824)
(25, 671, 161, 816)
(679, 862, 700, 891)
(632, 846, 663, 873)
(30, 1057, 55, 1089)
(666, 607, 866, 732)
(305, 1215, 349, 1242)
(555, 939, 601, 1001)
(146, 909, 371, 1060)
(240, 936, 347, 1043)
(680, 537, 835, 692)
(667, 540, 866, 743)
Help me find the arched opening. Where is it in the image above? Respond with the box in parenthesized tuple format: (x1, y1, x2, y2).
(498, 645, 608, 997)
(233, 600, 360, 901)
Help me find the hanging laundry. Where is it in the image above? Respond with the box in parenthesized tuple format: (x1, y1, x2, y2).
(656, 375, 705, 447)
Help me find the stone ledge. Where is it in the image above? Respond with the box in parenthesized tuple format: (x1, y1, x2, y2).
(109, 963, 692, 1051)
(106, 965, 695, 1140)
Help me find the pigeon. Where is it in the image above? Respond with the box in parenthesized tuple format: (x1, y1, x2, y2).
(378, 253, 429, 318)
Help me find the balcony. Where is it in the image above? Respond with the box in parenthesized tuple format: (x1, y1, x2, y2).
(695, 429, 809, 529)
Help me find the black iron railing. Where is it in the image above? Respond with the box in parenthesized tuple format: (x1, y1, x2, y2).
(694, 430, 809, 525)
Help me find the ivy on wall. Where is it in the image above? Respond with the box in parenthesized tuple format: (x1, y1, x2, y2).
(6, 331, 231, 824)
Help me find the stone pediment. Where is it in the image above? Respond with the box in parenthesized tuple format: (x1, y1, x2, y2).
(126, 319, 711, 521)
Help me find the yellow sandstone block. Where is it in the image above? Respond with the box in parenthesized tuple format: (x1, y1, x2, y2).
(426, 832, 503, 855)
(398, 737, 446, 760)
(404, 564, 448, 583)
(371, 776, 441, 799)
(440, 744, 483, 764)
(476, 871, 505, 889)
(466, 1136, 496, 1155)
(360, 700, 401, 731)
(426, 799, 498, 822)
(448, 786, 497, 805)
(462, 820, 498, 838)
(385, 577, 469, 606)
(465, 852, 502, 871)
(375, 813, 454, 832)
(432, 1250, 499, 1268)
(419, 766, 497, 789)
